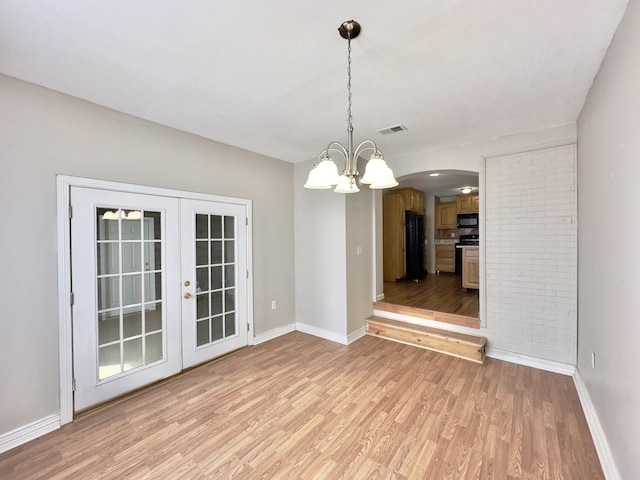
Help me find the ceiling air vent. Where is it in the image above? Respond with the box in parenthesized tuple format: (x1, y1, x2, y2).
(377, 124, 408, 135)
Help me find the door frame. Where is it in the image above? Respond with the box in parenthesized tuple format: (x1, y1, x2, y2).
(57, 175, 254, 424)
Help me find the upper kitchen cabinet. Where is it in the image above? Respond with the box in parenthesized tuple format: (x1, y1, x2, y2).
(436, 199, 457, 229)
(396, 187, 425, 213)
(457, 194, 479, 214)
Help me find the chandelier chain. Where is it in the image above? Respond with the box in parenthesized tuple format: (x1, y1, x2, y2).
(347, 36, 353, 132)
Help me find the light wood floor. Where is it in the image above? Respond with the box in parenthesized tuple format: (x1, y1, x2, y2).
(383, 273, 480, 318)
(0, 332, 602, 479)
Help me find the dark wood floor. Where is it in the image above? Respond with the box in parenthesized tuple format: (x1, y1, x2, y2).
(0, 332, 603, 479)
(383, 273, 480, 318)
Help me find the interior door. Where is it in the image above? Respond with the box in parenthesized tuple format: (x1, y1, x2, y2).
(71, 187, 182, 412)
(180, 199, 248, 368)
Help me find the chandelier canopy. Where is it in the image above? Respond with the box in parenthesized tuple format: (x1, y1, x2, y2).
(304, 20, 398, 194)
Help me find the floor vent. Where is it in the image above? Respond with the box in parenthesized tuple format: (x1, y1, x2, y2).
(377, 124, 408, 135)
(366, 316, 486, 364)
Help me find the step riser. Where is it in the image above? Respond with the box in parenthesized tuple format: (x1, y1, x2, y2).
(373, 302, 480, 329)
(366, 318, 486, 364)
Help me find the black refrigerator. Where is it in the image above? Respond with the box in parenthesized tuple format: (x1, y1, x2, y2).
(405, 212, 426, 281)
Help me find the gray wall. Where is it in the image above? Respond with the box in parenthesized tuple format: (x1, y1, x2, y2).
(294, 158, 349, 340)
(345, 189, 374, 338)
(0, 74, 295, 435)
(577, 0, 640, 477)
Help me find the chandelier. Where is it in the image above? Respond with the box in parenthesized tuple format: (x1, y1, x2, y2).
(304, 20, 398, 193)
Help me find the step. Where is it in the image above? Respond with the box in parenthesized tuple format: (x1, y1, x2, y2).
(373, 301, 480, 329)
(366, 316, 486, 364)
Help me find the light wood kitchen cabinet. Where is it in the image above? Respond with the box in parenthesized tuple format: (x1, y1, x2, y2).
(435, 244, 455, 273)
(436, 200, 457, 229)
(396, 187, 425, 213)
(457, 194, 479, 214)
(383, 193, 406, 281)
(462, 247, 480, 289)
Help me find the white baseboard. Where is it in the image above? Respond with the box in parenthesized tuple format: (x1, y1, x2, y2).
(253, 323, 296, 345)
(0, 414, 60, 454)
(296, 322, 348, 345)
(347, 327, 366, 345)
(486, 347, 576, 376)
(373, 310, 577, 376)
(573, 371, 620, 480)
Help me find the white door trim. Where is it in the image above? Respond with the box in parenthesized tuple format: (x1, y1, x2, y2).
(56, 175, 254, 425)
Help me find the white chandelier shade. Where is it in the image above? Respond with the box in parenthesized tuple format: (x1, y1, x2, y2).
(333, 174, 360, 193)
(303, 157, 341, 189)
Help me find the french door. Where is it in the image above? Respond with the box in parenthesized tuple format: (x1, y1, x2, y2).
(180, 200, 247, 368)
(70, 187, 248, 412)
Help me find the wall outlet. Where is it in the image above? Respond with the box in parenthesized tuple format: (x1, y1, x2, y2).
(271, 300, 277, 310)
(450, 232, 455, 238)
(356, 246, 363, 256)
(591, 350, 596, 369)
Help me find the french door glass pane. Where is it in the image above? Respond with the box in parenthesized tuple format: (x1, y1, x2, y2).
(145, 333, 163, 364)
(212, 266, 222, 289)
(123, 338, 143, 372)
(196, 267, 209, 291)
(194, 214, 237, 347)
(225, 313, 236, 336)
(96, 207, 165, 381)
(98, 311, 119, 345)
(196, 241, 208, 266)
(211, 317, 223, 341)
(122, 242, 141, 273)
(144, 211, 162, 240)
(211, 215, 222, 238)
(123, 309, 143, 338)
(211, 240, 222, 264)
(97, 277, 120, 310)
(145, 242, 162, 270)
(145, 303, 163, 333)
(196, 320, 209, 346)
(97, 243, 119, 275)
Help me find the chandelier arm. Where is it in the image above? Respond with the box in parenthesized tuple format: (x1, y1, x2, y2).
(353, 140, 381, 160)
(322, 142, 349, 161)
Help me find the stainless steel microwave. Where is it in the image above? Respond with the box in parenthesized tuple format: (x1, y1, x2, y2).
(457, 213, 479, 228)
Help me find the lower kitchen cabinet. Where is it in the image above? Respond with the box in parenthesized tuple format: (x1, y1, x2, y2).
(462, 247, 479, 289)
(435, 244, 455, 273)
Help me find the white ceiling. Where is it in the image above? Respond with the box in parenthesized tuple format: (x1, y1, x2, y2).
(0, 1, 628, 168)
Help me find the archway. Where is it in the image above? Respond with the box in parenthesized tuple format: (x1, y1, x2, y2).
(376, 169, 480, 325)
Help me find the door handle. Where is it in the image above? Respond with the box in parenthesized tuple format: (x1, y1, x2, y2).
(184, 292, 193, 299)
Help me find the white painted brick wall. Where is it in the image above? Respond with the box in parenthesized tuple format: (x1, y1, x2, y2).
(484, 143, 577, 364)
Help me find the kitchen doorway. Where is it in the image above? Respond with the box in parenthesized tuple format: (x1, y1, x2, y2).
(379, 169, 480, 327)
